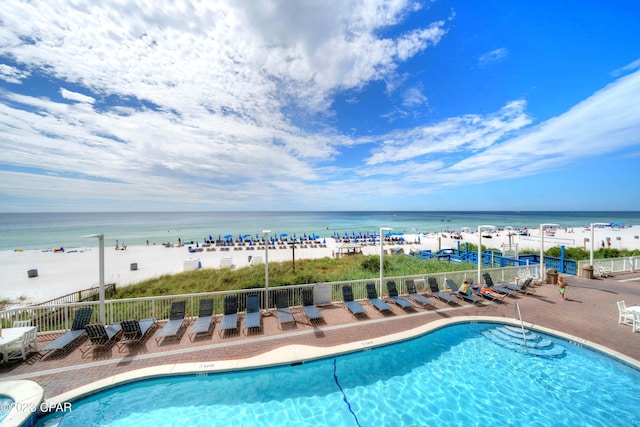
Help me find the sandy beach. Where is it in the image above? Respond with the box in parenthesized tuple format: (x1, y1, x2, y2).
(2, 225, 639, 305)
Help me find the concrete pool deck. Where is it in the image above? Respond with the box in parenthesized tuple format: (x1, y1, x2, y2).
(1, 272, 639, 406)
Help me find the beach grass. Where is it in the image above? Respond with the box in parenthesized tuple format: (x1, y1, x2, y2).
(112, 254, 476, 298)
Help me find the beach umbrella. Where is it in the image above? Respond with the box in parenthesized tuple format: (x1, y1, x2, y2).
(196, 241, 199, 248)
(224, 234, 233, 240)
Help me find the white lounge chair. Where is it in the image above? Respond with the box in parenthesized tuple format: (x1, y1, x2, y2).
(633, 311, 640, 333)
(617, 301, 634, 326)
(6, 325, 38, 361)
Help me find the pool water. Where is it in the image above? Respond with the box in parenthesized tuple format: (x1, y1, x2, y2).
(0, 396, 14, 423)
(37, 323, 640, 426)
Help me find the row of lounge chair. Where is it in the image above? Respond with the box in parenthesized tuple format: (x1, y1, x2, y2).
(37, 274, 534, 360)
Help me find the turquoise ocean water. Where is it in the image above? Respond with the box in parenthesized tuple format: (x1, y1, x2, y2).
(1, 211, 639, 251)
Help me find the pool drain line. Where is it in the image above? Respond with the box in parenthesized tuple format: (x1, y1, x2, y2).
(333, 358, 362, 427)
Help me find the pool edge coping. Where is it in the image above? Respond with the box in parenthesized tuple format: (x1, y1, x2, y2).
(16, 315, 640, 416)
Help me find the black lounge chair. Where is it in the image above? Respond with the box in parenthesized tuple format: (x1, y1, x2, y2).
(483, 272, 523, 293)
(275, 291, 295, 329)
(405, 280, 437, 307)
(80, 323, 123, 358)
(301, 289, 323, 324)
(41, 307, 93, 359)
(155, 301, 187, 345)
(386, 281, 413, 310)
(188, 299, 214, 341)
(118, 318, 157, 350)
(366, 283, 392, 312)
(444, 279, 482, 304)
(219, 295, 239, 336)
(427, 277, 458, 305)
(342, 285, 366, 317)
(243, 294, 262, 333)
(518, 277, 536, 294)
(482, 273, 517, 296)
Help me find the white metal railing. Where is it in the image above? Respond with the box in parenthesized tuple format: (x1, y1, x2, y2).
(0, 266, 529, 335)
(577, 256, 639, 277)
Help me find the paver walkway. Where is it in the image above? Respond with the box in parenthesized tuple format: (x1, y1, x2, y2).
(1, 272, 639, 399)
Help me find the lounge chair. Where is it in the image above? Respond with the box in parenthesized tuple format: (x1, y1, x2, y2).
(80, 323, 123, 358)
(219, 295, 239, 336)
(405, 280, 436, 307)
(366, 283, 392, 312)
(155, 301, 187, 345)
(301, 289, 323, 324)
(118, 318, 157, 350)
(518, 278, 536, 294)
(472, 285, 506, 302)
(482, 273, 517, 296)
(41, 307, 93, 359)
(5, 325, 38, 362)
(427, 277, 458, 305)
(275, 291, 295, 329)
(444, 279, 482, 304)
(243, 294, 262, 334)
(342, 285, 366, 317)
(617, 301, 634, 325)
(188, 299, 214, 341)
(483, 273, 523, 293)
(386, 281, 413, 310)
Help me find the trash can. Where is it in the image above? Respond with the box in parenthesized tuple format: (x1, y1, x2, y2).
(546, 268, 558, 285)
(130, 263, 138, 271)
(581, 265, 594, 279)
(27, 269, 38, 278)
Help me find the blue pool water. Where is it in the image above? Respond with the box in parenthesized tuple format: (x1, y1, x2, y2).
(37, 323, 640, 426)
(0, 396, 14, 423)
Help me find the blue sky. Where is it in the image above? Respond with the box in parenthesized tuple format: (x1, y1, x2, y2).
(1, 0, 639, 212)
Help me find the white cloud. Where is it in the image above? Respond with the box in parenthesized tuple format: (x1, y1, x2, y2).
(478, 47, 509, 67)
(0, 1, 638, 211)
(0, 64, 30, 84)
(60, 88, 96, 104)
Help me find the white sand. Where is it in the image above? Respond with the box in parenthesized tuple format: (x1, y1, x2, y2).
(2, 225, 639, 305)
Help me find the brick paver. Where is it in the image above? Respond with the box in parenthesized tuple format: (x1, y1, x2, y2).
(1, 273, 639, 399)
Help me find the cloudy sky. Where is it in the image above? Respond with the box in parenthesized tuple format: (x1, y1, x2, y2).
(1, 0, 639, 212)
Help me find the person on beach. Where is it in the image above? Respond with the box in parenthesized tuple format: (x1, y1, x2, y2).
(557, 276, 567, 301)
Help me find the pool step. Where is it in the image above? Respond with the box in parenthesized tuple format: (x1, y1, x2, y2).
(482, 326, 566, 358)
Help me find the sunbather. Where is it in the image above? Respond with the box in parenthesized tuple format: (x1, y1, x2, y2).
(471, 280, 507, 300)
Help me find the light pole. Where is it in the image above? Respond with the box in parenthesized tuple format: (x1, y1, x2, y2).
(477, 225, 495, 285)
(380, 227, 393, 296)
(84, 234, 105, 324)
(539, 223, 559, 280)
(590, 222, 610, 267)
(263, 230, 271, 308)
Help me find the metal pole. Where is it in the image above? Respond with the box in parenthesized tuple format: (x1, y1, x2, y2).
(540, 223, 559, 282)
(380, 227, 393, 297)
(590, 223, 609, 266)
(84, 234, 105, 323)
(98, 234, 104, 324)
(263, 230, 271, 309)
(477, 225, 494, 285)
(539, 223, 544, 279)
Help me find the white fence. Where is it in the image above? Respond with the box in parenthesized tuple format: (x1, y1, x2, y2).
(576, 257, 640, 278)
(1, 265, 533, 335)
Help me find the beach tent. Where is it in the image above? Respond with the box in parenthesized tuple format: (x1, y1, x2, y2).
(337, 242, 363, 256)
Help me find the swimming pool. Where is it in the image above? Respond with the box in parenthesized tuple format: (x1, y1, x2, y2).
(36, 322, 640, 426)
(0, 396, 13, 423)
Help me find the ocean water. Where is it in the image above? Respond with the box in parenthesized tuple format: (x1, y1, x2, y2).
(1, 211, 639, 252)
